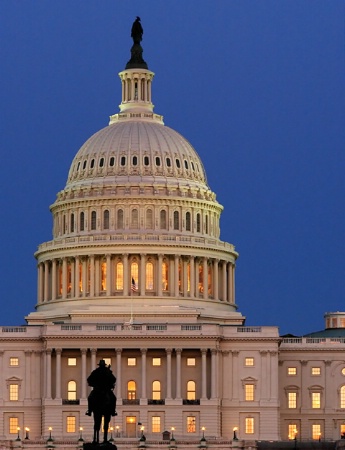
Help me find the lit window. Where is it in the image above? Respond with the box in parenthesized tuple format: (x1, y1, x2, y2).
(187, 416, 196, 433)
(312, 424, 321, 440)
(67, 380, 77, 400)
(341, 424, 345, 437)
(187, 358, 196, 366)
(116, 261, 123, 290)
(9, 417, 19, 434)
(288, 367, 297, 375)
(245, 357, 254, 367)
(198, 262, 203, 293)
(91, 211, 96, 230)
(245, 384, 254, 401)
(312, 392, 321, 409)
(342, 368, 345, 376)
(131, 262, 138, 288)
(152, 416, 161, 433)
(101, 261, 107, 291)
(10, 358, 19, 366)
(187, 380, 196, 400)
(146, 262, 154, 290)
(152, 358, 161, 366)
(103, 210, 109, 230)
(288, 392, 297, 408)
(127, 380, 136, 400)
(312, 367, 321, 376)
(68, 358, 77, 366)
(9, 384, 19, 401)
(245, 417, 254, 434)
(288, 425, 298, 440)
(152, 381, 161, 400)
(162, 261, 169, 291)
(128, 358, 136, 366)
(66, 416, 76, 433)
(103, 358, 111, 366)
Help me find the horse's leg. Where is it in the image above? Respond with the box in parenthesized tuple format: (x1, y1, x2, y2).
(93, 412, 101, 444)
(103, 413, 110, 443)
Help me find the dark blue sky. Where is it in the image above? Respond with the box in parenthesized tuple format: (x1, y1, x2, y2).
(1, 1, 344, 335)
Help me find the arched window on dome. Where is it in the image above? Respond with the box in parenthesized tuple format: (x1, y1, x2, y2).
(176, 158, 181, 169)
(90, 159, 95, 169)
(120, 156, 126, 166)
(187, 380, 196, 400)
(205, 215, 208, 235)
(127, 380, 136, 400)
(91, 211, 97, 230)
(152, 381, 161, 400)
(196, 213, 201, 233)
(117, 209, 124, 229)
(144, 156, 149, 166)
(198, 262, 203, 295)
(191, 161, 195, 171)
(166, 157, 171, 168)
(131, 209, 139, 229)
(67, 380, 77, 401)
(184, 160, 189, 170)
(173, 211, 180, 230)
(132, 155, 138, 166)
(146, 209, 153, 229)
(340, 386, 345, 408)
(83, 160, 87, 170)
(160, 210, 167, 230)
(155, 156, 161, 167)
(99, 157, 104, 168)
(109, 157, 115, 167)
(131, 261, 138, 289)
(162, 261, 169, 291)
(116, 261, 123, 290)
(186, 212, 191, 231)
(80, 212, 85, 231)
(103, 210, 110, 230)
(146, 262, 154, 291)
(70, 213, 75, 233)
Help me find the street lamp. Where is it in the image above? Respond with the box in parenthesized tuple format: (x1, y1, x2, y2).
(233, 427, 238, 441)
(109, 427, 114, 443)
(15, 427, 21, 441)
(200, 426, 207, 448)
(116, 425, 120, 437)
(78, 427, 84, 442)
(25, 427, 30, 440)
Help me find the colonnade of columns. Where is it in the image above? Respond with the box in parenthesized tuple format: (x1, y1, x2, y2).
(43, 347, 217, 402)
(119, 70, 153, 104)
(37, 253, 236, 305)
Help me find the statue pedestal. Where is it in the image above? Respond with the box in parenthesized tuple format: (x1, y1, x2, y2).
(83, 443, 117, 450)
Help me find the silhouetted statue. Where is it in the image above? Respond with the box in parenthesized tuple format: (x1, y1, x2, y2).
(86, 360, 117, 445)
(131, 16, 143, 44)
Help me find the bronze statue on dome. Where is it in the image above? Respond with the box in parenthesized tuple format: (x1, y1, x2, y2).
(126, 16, 148, 70)
(131, 16, 143, 44)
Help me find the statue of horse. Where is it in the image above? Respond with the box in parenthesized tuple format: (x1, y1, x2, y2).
(89, 387, 113, 445)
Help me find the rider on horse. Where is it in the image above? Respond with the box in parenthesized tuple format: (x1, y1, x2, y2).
(86, 359, 117, 417)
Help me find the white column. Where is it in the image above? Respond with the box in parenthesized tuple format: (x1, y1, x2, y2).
(227, 263, 232, 303)
(46, 349, 52, 399)
(123, 254, 129, 296)
(44, 261, 49, 301)
(137, 76, 142, 101)
(116, 349, 122, 400)
(190, 257, 195, 298)
(81, 349, 87, 399)
(232, 263, 236, 304)
(38, 263, 43, 303)
(141, 349, 147, 399)
(157, 254, 163, 297)
(55, 348, 62, 399)
(140, 254, 146, 295)
(270, 351, 279, 401)
(176, 349, 182, 399)
(91, 348, 97, 371)
(222, 261, 227, 301)
(201, 349, 207, 400)
(75, 256, 80, 298)
(166, 349, 172, 399)
(213, 259, 219, 300)
(211, 349, 217, 398)
(52, 259, 57, 300)
(24, 350, 31, 400)
(203, 257, 208, 300)
(62, 257, 68, 298)
(106, 254, 112, 296)
(174, 255, 179, 297)
(232, 350, 239, 400)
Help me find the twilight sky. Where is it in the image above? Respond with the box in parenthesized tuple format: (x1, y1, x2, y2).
(1, 1, 344, 335)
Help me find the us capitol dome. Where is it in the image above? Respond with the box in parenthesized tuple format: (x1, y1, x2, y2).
(28, 19, 242, 327)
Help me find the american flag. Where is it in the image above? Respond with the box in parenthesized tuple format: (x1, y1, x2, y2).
(131, 278, 137, 292)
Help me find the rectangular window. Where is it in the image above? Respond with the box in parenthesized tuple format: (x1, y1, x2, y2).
(187, 358, 196, 366)
(288, 367, 297, 375)
(10, 357, 19, 366)
(312, 424, 321, 440)
(311, 367, 321, 375)
(245, 384, 254, 401)
(288, 424, 298, 440)
(128, 358, 136, 366)
(68, 358, 77, 366)
(9, 417, 19, 434)
(116, 262, 124, 290)
(103, 358, 112, 366)
(187, 416, 196, 433)
(66, 416, 76, 433)
(245, 417, 254, 434)
(9, 384, 19, 401)
(245, 357, 254, 366)
(312, 392, 321, 409)
(288, 392, 297, 409)
(152, 416, 161, 433)
(152, 358, 161, 366)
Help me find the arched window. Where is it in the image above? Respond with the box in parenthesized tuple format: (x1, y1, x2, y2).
(131, 261, 138, 288)
(63, 215, 66, 234)
(117, 209, 124, 229)
(131, 209, 138, 229)
(196, 213, 201, 232)
(187, 380, 196, 400)
(174, 211, 179, 230)
(91, 211, 97, 230)
(166, 157, 171, 167)
(116, 261, 123, 290)
(144, 156, 149, 166)
(146, 209, 153, 229)
(155, 156, 161, 166)
(101, 260, 107, 291)
(120, 156, 126, 166)
(132, 155, 138, 166)
(90, 159, 95, 169)
(198, 262, 203, 294)
(160, 210, 167, 230)
(80, 212, 85, 231)
(109, 157, 115, 167)
(103, 210, 110, 230)
(70, 213, 75, 233)
(67, 381, 77, 400)
(146, 262, 154, 290)
(99, 157, 104, 167)
(186, 212, 191, 231)
(152, 381, 161, 400)
(127, 380, 136, 400)
(205, 215, 208, 234)
(162, 261, 169, 291)
(67, 263, 72, 293)
(340, 386, 345, 408)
